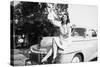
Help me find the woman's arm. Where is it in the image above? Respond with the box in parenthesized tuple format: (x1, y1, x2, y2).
(48, 10, 61, 27)
(68, 23, 71, 38)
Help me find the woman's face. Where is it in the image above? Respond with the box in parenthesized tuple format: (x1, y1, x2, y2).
(63, 15, 67, 23)
(64, 15, 67, 20)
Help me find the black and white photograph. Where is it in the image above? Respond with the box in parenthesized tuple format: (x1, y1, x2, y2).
(10, 1, 98, 66)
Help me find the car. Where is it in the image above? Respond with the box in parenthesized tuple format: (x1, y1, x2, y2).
(25, 27, 98, 64)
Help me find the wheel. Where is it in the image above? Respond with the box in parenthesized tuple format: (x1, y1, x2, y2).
(71, 54, 82, 63)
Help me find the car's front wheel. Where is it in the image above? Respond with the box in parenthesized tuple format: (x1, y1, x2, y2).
(71, 54, 82, 63)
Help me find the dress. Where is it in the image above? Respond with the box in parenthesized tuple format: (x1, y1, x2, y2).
(54, 23, 72, 63)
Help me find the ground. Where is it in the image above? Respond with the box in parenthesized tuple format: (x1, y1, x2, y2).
(11, 49, 30, 66)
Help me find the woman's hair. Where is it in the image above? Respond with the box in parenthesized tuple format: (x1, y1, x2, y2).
(61, 13, 70, 25)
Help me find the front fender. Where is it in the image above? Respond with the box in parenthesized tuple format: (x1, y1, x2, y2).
(55, 50, 83, 63)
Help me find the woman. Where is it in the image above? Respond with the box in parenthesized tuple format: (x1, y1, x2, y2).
(41, 14, 71, 63)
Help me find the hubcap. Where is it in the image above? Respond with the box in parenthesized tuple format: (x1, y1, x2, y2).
(72, 57, 80, 63)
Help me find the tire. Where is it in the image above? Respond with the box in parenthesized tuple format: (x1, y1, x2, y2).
(71, 54, 82, 63)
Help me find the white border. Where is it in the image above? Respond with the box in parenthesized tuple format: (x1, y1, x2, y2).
(0, 0, 99, 67)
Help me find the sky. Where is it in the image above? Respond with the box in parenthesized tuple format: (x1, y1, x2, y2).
(68, 4, 98, 30)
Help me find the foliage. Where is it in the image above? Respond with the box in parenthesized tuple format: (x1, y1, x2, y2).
(11, 1, 69, 45)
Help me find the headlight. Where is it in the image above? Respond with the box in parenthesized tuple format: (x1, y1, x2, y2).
(18, 38, 24, 43)
(28, 51, 31, 54)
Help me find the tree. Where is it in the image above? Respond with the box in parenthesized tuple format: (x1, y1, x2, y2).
(11, 1, 69, 47)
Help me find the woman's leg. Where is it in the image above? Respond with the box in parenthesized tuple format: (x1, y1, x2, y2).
(54, 37, 64, 50)
(41, 48, 53, 62)
(41, 38, 58, 63)
(52, 38, 58, 60)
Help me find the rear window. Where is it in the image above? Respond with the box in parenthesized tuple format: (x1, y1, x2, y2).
(91, 30, 97, 37)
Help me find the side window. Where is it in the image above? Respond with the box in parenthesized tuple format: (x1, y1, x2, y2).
(71, 28, 79, 37)
(71, 28, 86, 37)
(86, 29, 97, 37)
